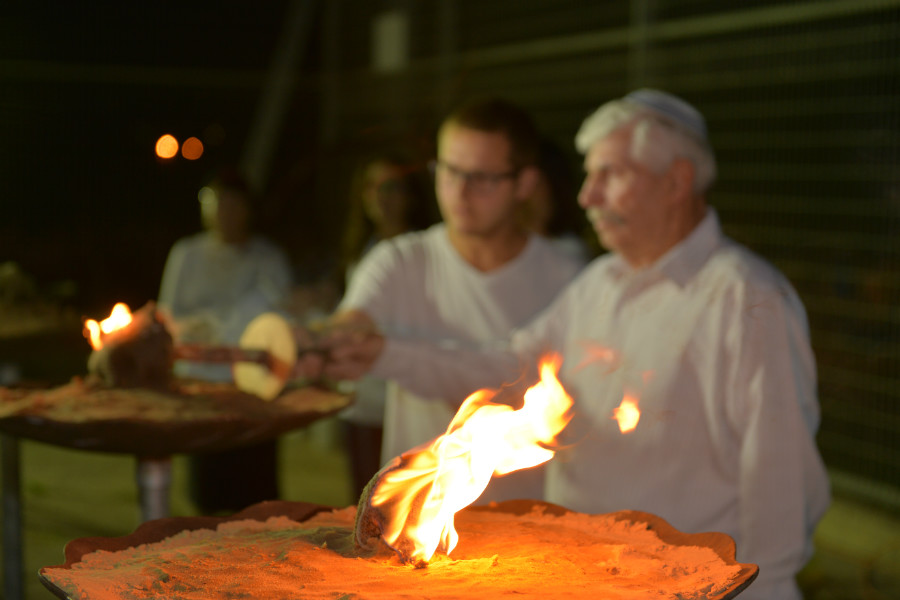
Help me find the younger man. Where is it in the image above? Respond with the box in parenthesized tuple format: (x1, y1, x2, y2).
(332, 98, 585, 502)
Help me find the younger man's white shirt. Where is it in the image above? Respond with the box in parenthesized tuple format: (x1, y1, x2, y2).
(339, 223, 585, 502)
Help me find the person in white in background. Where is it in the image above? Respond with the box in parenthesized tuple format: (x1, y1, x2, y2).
(326, 97, 585, 503)
(320, 90, 830, 599)
(158, 166, 293, 513)
(159, 168, 293, 376)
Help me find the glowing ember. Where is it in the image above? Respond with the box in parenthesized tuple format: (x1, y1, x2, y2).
(613, 393, 641, 433)
(83, 303, 134, 350)
(573, 340, 620, 372)
(363, 354, 573, 564)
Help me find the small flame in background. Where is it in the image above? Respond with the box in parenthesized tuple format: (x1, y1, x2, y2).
(372, 354, 574, 563)
(83, 303, 133, 350)
(613, 393, 641, 433)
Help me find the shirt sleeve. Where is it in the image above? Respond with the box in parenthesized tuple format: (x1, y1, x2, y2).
(371, 336, 524, 406)
(338, 240, 405, 325)
(157, 239, 191, 319)
(157, 238, 223, 344)
(728, 282, 831, 600)
(370, 279, 579, 406)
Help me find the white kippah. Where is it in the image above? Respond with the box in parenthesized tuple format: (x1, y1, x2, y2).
(624, 89, 708, 141)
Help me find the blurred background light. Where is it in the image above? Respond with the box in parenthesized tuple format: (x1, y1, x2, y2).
(181, 136, 204, 160)
(155, 134, 179, 159)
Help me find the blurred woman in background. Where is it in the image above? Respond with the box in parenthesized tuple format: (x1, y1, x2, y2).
(336, 152, 436, 498)
(519, 137, 595, 263)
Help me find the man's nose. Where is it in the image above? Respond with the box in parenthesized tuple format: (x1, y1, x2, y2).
(577, 177, 601, 208)
(445, 172, 476, 198)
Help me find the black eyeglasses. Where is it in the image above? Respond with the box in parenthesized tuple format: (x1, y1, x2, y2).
(428, 160, 518, 194)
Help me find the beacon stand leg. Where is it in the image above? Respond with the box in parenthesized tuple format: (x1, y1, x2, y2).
(1, 434, 23, 600)
(136, 457, 172, 522)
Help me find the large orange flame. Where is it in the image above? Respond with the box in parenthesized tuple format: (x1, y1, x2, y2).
(83, 303, 133, 350)
(370, 354, 573, 563)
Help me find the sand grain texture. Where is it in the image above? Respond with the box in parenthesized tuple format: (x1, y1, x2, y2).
(41, 500, 757, 600)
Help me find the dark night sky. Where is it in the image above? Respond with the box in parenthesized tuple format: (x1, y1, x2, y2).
(1, 3, 318, 314)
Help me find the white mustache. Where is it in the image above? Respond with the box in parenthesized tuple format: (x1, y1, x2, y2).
(588, 210, 626, 226)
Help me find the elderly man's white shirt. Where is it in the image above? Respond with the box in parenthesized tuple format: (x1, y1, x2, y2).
(339, 223, 584, 502)
(373, 210, 829, 600)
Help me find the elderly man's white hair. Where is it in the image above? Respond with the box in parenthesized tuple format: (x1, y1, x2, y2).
(575, 89, 717, 194)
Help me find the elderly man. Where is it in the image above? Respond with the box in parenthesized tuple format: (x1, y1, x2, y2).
(324, 89, 830, 599)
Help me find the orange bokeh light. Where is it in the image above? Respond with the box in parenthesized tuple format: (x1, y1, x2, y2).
(155, 134, 179, 159)
(181, 136, 204, 160)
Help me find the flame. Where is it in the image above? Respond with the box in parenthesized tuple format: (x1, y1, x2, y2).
(371, 354, 573, 563)
(83, 303, 133, 350)
(613, 393, 641, 433)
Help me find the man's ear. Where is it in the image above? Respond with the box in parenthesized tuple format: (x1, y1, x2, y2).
(514, 165, 540, 201)
(666, 158, 695, 204)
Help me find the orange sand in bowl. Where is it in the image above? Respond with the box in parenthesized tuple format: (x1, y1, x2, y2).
(42, 505, 750, 600)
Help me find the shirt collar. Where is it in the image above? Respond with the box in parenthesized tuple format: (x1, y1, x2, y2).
(608, 208, 723, 287)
